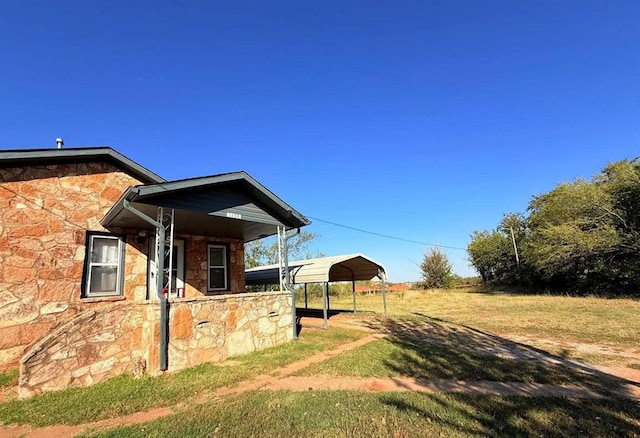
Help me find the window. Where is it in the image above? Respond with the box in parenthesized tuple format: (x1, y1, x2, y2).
(83, 232, 125, 297)
(207, 244, 228, 291)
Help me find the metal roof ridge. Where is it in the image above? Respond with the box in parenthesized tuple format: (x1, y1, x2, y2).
(135, 170, 248, 187)
(245, 253, 386, 273)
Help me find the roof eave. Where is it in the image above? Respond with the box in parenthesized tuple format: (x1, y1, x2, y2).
(0, 147, 165, 184)
(133, 171, 310, 229)
(100, 187, 140, 228)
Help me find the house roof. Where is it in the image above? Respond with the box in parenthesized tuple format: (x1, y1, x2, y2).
(245, 254, 386, 285)
(102, 171, 310, 241)
(0, 147, 165, 184)
(1, 146, 309, 241)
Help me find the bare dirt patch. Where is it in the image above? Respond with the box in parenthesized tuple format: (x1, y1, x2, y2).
(263, 375, 619, 399)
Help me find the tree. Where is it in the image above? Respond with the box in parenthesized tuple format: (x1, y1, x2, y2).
(467, 230, 511, 283)
(244, 231, 322, 268)
(420, 247, 454, 289)
(525, 179, 618, 277)
(467, 158, 640, 296)
(523, 159, 640, 294)
(467, 213, 526, 284)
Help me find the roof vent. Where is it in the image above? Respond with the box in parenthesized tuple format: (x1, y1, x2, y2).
(55, 138, 64, 149)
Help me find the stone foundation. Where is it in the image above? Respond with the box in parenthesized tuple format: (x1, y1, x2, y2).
(18, 291, 292, 398)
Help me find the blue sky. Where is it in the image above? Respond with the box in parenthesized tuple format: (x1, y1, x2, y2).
(1, 1, 638, 281)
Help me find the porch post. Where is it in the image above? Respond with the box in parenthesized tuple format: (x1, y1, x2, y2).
(278, 226, 300, 340)
(122, 199, 169, 371)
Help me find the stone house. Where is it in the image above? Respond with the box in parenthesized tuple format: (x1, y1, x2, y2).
(0, 147, 308, 398)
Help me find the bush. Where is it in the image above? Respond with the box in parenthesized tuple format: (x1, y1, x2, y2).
(420, 248, 454, 289)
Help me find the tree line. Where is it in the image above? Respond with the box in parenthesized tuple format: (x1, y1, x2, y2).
(467, 158, 640, 296)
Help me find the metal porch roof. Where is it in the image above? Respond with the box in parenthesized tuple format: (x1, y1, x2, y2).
(245, 254, 386, 285)
(101, 171, 310, 242)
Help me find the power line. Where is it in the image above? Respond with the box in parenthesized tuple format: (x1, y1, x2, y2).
(306, 216, 467, 251)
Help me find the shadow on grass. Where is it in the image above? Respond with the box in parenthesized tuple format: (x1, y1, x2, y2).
(365, 313, 638, 398)
(375, 314, 640, 436)
(380, 393, 640, 437)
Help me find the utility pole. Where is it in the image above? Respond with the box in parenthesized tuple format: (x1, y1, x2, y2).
(510, 227, 520, 268)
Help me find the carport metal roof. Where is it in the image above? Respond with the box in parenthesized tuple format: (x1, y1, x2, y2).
(245, 253, 386, 285)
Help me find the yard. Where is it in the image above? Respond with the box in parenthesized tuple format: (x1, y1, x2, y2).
(2, 288, 640, 437)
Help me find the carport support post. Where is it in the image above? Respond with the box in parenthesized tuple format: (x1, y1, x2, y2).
(322, 282, 329, 329)
(379, 269, 388, 318)
(304, 283, 308, 309)
(352, 280, 356, 313)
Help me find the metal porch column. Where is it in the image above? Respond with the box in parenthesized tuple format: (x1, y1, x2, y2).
(122, 200, 170, 371)
(278, 226, 299, 341)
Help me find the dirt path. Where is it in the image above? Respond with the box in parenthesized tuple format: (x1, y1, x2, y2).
(263, 376, 621, 399)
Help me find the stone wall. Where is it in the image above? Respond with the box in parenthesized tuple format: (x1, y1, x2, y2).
(168, 291, 292, 371)
(0, 163, 146, 369)
(18, 292, 293, 398)
(18, 302, 150, 399)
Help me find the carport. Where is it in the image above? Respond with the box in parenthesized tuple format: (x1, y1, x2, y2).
(245, 254, 387, 328)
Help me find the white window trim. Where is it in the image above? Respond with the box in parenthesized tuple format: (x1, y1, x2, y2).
(207, 244, 228, 291)
(85, 233, 125, 297)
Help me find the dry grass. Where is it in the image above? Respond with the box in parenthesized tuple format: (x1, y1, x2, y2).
(304, 287, 640, 348)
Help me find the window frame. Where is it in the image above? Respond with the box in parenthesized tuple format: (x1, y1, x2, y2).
(82, 231, 126, 298)
(207, 243, 229, 292)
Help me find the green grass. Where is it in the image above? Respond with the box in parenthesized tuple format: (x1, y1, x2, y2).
(82, 390, 640, 438)
(0, 327, 365, 427)
(0, 369, 18, 388)
(307, 288, 640, 347)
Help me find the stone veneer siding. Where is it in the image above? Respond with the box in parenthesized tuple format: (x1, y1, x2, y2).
(19, 291, 292, 398)
(180, 235, 245, 296)
(0, 162, 146, 369)
(18, 302, 149, 398)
